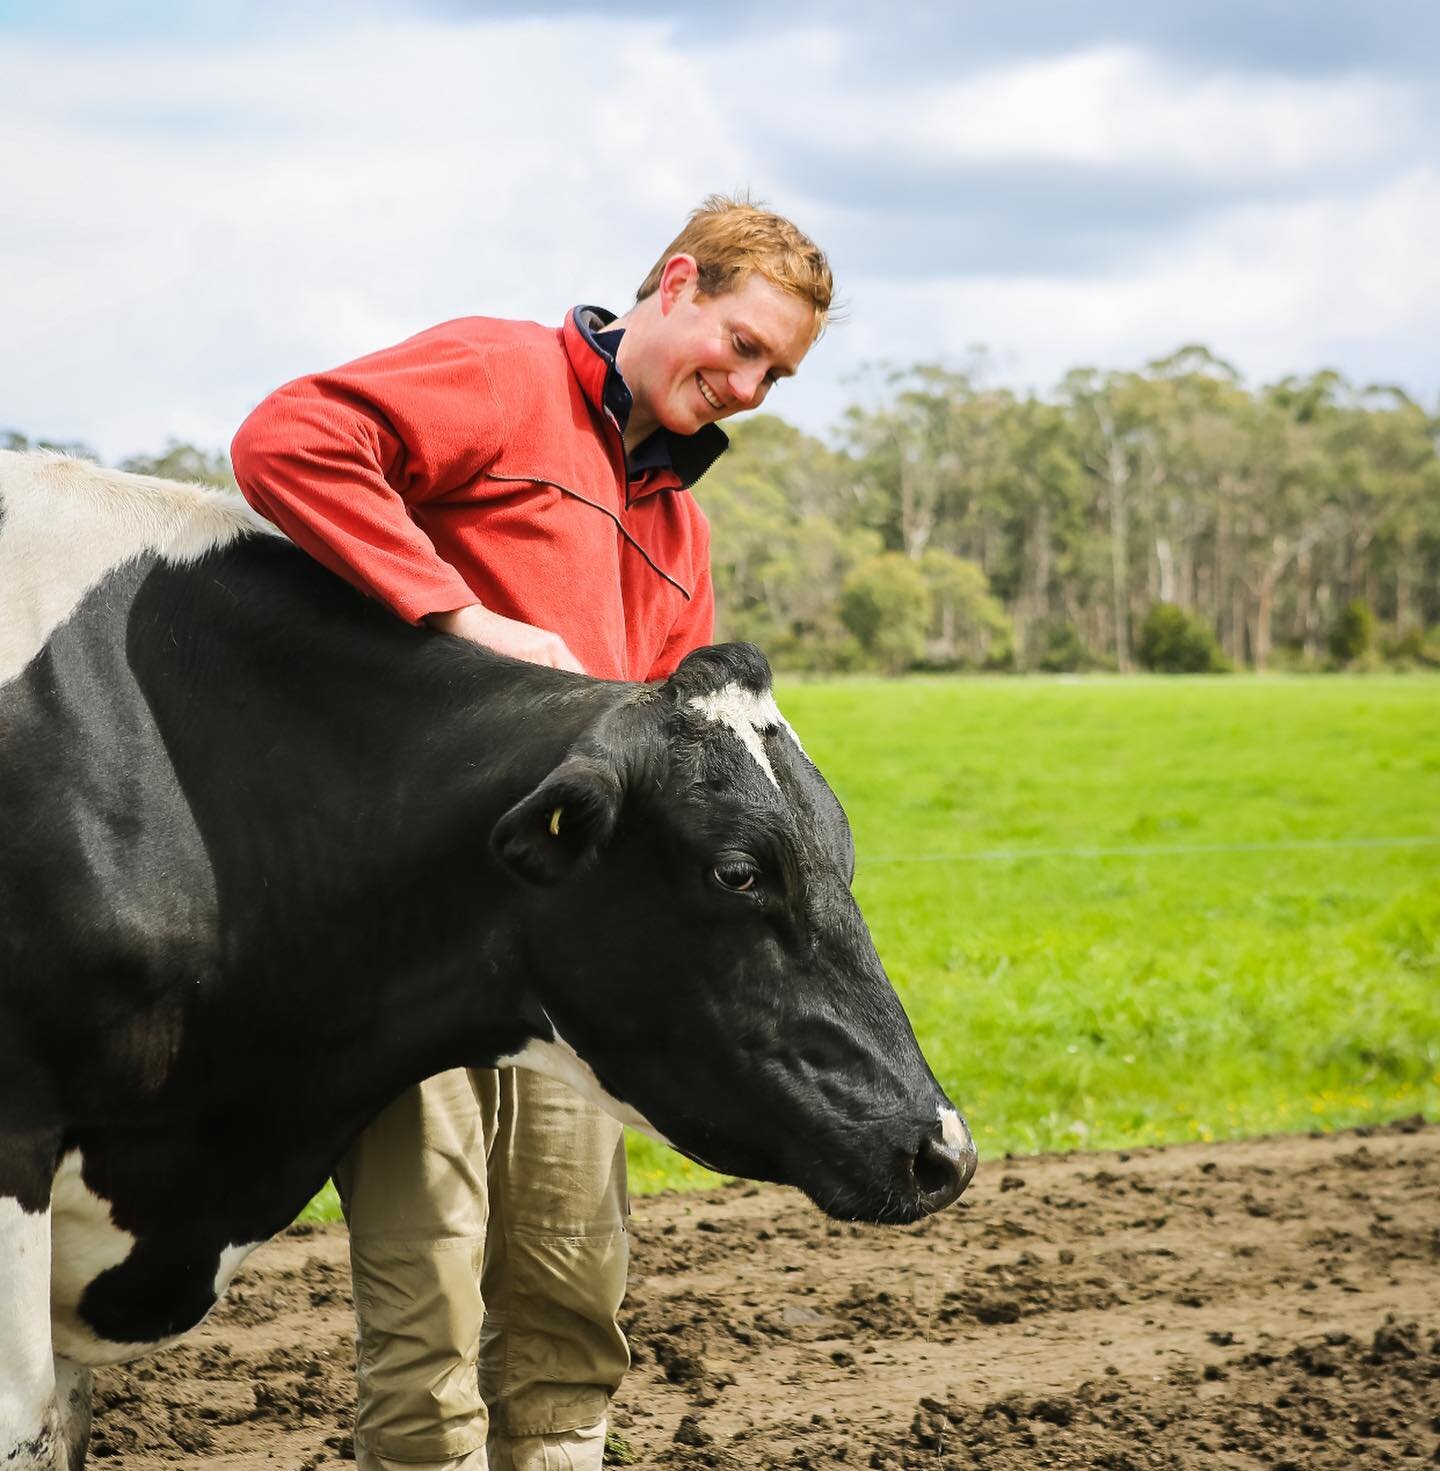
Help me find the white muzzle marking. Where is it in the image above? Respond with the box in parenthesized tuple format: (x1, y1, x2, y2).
(939, 1106, 972, 1156)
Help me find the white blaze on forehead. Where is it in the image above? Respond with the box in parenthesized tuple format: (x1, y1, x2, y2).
(0, 449, 274, 687)
(0, 1193, 56, 1442)
(499, 1027, 668, 1145)
(687, 682, 807, 790)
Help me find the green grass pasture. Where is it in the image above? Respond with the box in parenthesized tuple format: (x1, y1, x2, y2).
(626, 674, 1440, 1193)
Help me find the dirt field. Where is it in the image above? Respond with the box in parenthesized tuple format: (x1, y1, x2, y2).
(92, 1119, 1440, 1469)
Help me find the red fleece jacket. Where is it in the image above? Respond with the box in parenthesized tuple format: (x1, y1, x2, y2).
(230, 310, 724, 682)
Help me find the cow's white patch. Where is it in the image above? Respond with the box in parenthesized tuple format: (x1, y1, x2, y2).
(0, 1194, 55, 1450)
(499, 1027, 668, 1144)
(48, 1151, 135, 1312)
(687, 682, 806, 790)
(0, 449, 274, 687)
(212, 1241, 263, 1297)
(53, 1356, 93, 1466)
(48, 1150, 180, 1366)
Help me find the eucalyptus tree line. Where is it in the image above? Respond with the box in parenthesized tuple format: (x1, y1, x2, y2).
(702, 349, 1440, 672)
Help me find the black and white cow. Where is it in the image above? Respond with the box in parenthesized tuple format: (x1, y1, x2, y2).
(0, 449, 976, 1469)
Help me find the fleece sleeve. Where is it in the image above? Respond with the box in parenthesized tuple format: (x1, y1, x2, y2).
(230, 322, 507, 624)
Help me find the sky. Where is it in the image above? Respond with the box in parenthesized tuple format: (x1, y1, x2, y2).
(2, 0, 1438, 461)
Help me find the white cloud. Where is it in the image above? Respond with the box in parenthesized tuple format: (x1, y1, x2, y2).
(839, 166, 1440, 399)
(887, 47, 1412, 179)
(721, 40, 1415, 184)
(0, 18, 747, 455)
(0, 15, 1434, 461)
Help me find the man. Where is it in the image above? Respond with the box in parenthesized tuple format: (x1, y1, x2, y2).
(230, 194, 833, 1471)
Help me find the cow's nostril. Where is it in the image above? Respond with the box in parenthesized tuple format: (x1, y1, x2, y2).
(913, 1131, 977, 1212)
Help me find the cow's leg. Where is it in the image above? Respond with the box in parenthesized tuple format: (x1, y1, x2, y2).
(0, 1194, 69, 1470)
(52, 1360, 92, 1471)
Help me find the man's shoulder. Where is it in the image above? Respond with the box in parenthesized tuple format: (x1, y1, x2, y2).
(333, 316, 566, 397)
(401, 316, 576, 416)
(409, 314, 563, 360)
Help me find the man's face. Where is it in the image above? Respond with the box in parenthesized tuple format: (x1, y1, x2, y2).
(632, 259, 817, 436)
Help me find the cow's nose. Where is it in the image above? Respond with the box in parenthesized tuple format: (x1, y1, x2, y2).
(913, 1113, 978, 1213)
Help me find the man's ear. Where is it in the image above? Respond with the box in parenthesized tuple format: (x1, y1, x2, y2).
(658, 252, 699, 312)
(491, 758, 623, 885)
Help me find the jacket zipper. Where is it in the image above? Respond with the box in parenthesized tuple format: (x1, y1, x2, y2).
(479, 471, 693, 601)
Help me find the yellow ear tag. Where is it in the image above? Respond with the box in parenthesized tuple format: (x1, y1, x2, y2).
(548, 807, 563, 837)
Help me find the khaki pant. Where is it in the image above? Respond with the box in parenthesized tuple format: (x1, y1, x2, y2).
(334, 1068, 629, 1470)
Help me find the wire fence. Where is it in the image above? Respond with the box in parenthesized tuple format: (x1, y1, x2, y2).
(863, 834, 1440, 864)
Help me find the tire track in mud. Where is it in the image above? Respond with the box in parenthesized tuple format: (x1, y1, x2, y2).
(92, 1119, 1440, 1468)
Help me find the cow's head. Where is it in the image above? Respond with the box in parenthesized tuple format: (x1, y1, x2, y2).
(490, 643, 975, 1223)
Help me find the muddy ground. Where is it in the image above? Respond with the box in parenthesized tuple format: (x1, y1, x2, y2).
(93, 1119, 1440, 1468)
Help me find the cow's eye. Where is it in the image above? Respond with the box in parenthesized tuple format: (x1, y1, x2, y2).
(712, 860, 759, 894)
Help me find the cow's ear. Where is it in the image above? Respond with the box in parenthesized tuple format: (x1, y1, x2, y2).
(491, 759, 623, 885)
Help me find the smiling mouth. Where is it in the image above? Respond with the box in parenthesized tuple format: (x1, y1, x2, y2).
(695, 373, 725, 412)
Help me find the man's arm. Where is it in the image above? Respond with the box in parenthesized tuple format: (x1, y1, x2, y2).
(231, 322, 582, 670)
(426, 605, 583, 671)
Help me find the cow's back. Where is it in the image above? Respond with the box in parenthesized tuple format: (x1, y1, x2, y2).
(0, 450, 269, 686)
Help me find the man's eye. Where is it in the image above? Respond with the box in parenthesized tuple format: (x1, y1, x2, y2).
(733, 334, 755, 356)
(712, 861, 759, 894)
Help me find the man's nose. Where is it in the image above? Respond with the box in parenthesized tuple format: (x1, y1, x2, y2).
(729, 364, 770, 407)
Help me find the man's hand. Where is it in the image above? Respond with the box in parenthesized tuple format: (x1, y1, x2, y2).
(428, 604, 585, 673)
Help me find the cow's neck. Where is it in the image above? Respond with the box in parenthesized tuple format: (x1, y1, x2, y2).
(134, 537, 637, 1111)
